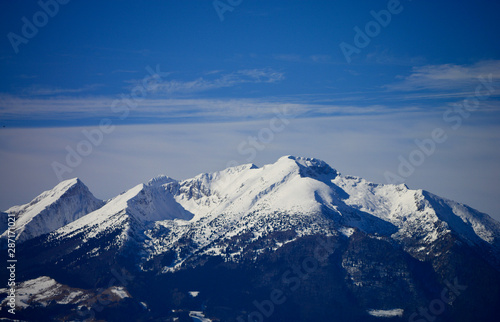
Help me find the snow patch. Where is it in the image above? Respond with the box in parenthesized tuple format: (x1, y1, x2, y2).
(110, 286, 130, 299)
(188, 291, 200, 297)
(0, 276, 89, 309)
(340, 227, 355, 237)
(189, 311, 212, 322)
(367, 308, 404, 318)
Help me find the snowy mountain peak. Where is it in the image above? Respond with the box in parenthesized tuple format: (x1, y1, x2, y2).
(146, 175, 177, 187)
(213, 162, 259, 178)
(51, 180, 193, 243)
(52, 177, 82, 191)
(1, 178, 104, 242)
(165, 156, 342, 223)
(286, 155, 339, 178)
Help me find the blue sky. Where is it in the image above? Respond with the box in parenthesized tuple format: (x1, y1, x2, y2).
(1, 0, 500, 220)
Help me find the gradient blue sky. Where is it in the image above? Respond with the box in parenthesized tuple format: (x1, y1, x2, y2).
(1, 1, 500, 220)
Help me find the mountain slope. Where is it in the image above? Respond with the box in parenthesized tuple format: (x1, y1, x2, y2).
(52, 175, 192, 242)
(8, 175, 196, 289)
(1, 178, 104, 242)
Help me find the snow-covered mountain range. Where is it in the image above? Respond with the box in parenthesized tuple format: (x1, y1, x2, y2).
(1, 156, 500, 321)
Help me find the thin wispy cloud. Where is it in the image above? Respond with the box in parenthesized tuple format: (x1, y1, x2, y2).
(386, 60, 500, 91)
(273, 54, 333, 64)
(141, 68, 284, 95)
(310, 55, 332, 63)
(17, 74, 38, 79)
(20, 84, 103, 96)
(2, 62, 499, 126)
(273, 54, 302, 62)
(204, 70, 224, 75)
(0, 93, 428, 125)
(364, 49, 426, 66)
(112, 69, 139, 74)
(0, 95, 116, 119)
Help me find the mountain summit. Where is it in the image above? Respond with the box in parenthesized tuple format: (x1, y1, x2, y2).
(1, 178, 104, 242)
(1, 156, 500, 321)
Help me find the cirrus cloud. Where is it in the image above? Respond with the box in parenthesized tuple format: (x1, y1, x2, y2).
(386, 60, 500, 91)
